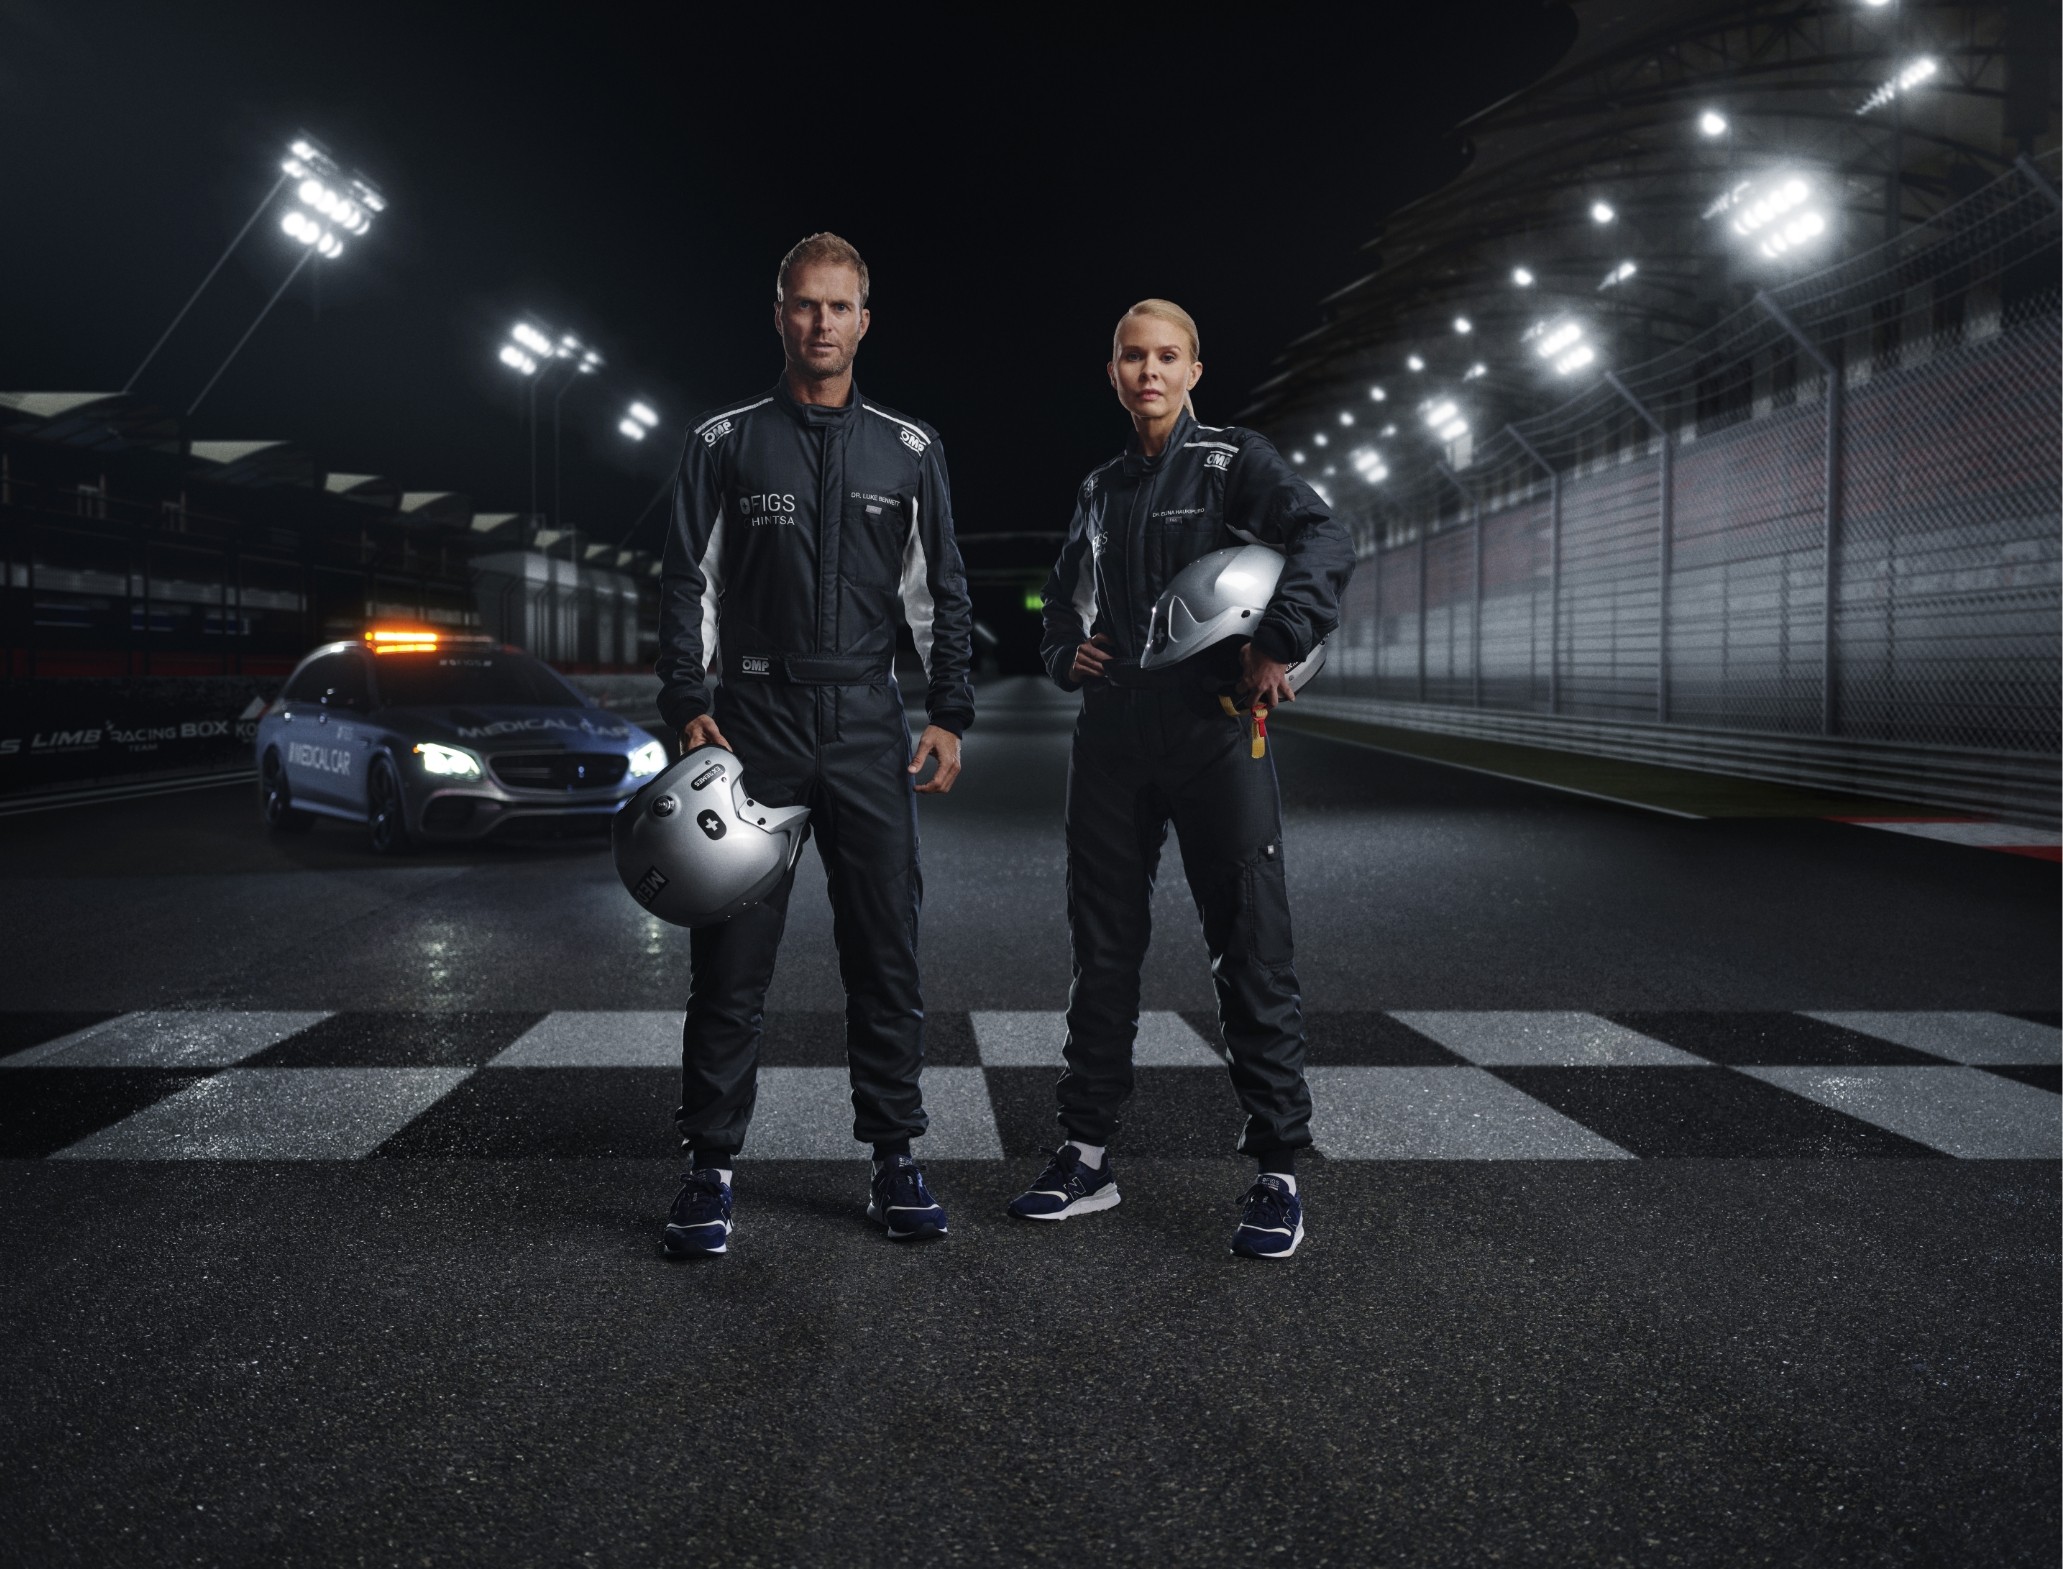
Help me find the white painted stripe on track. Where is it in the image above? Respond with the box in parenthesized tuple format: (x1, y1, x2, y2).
(972, 1010, 1219, 1067)
(4, 1010, 333, 1068)
(1391, 1012, 1702, 1067)
(1309, 1067, 1633, 1159)
(488, 1011, 682, 1067)
(0, 770, 252, 816)
(53, 1067, 472, 1160)
(1803, 1011, 2060, 1066)
(1279, 725, 1704, 819)
(1740, 1066, 2063, 1159)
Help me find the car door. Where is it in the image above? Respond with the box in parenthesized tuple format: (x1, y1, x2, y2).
(280, 652, 363, 811)
(319, 653, 375, 815)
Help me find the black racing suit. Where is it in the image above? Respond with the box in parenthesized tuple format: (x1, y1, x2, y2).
(1039, 408, 1353, 1157)
(656, 379, 974, 1159)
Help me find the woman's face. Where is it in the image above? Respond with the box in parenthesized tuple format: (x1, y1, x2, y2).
(1108, 316, 1201, 420)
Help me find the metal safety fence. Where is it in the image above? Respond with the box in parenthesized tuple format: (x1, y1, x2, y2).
(1307, 156, 2062, 807)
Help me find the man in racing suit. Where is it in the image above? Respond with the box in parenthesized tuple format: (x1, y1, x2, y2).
(654, 233, 974, 1253)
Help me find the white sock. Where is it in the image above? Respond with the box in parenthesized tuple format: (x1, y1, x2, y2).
(1068, 1141, 1106, 1170)
(1260, 1173, 1297, 1195)
(715, 1168, 733, 1187)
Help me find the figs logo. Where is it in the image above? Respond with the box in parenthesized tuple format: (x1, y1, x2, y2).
(696, 809, 726, 840)
(632, 866, 669, 906)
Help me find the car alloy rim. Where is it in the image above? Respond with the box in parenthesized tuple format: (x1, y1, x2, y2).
(370, 765, 401, 848)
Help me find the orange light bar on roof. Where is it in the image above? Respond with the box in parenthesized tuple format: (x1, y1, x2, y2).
(365, 627, 440, 654)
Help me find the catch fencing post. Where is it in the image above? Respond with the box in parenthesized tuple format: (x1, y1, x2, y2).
(1435, 463, 1481, 706)
(1756, 290, 1844, 736)
(1504, 425, 1559, 714)
(1604, 372, 1671, 723)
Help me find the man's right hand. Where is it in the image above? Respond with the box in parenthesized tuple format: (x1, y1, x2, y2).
(1070, 633, 1115, 685)
(681, 713, 731, 753)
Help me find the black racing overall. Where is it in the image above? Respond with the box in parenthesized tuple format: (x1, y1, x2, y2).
(655, 380, 974, 1159)
(1039, 407, 1354, 1158)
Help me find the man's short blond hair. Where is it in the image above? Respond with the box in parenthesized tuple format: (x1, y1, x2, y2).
(777, 233, 871, 307)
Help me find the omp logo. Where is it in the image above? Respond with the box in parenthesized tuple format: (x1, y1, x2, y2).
(702, 419, 732, 446)
(738, 656, 772, 676)
(1205, 450, 1231, 470)
(632, 866, 669, 906)
(899, 428, 924, 454)
(287, 742, 352, 775)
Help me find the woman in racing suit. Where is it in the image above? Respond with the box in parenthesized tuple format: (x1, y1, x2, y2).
(1006, 298, 1354, 1259)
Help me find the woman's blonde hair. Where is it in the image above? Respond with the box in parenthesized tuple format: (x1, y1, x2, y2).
(1114, 298, 1201, 418)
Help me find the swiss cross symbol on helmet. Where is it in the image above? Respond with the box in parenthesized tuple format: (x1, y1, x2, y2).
(696, 810, 726, 840)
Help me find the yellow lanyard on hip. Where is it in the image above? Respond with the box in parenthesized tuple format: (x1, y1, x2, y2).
(1219, 695, 1270, 759)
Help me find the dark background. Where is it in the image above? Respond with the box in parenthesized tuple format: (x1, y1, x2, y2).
(1, 2, 1574, 548)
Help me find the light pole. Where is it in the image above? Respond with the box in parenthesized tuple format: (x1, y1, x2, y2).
(553, 337, 604, 532)
(184, 139, 385, 415)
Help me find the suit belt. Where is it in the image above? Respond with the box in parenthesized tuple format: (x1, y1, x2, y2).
(730, 652, 893, 685)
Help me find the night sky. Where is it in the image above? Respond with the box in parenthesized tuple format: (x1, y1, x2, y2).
(2, 2, 1573, 549)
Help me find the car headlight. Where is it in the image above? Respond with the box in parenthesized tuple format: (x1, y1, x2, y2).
(414, 741, 483, 777)
(627, 739, 668, 779)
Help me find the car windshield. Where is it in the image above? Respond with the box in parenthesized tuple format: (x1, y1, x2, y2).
(370, 650, 585, 710)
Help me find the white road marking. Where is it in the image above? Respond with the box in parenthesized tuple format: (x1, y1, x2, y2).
(1803, 1012, 2060, 1066)
(1741, 1066, 2062, 1159)
(53, 1068, 471, 1160)
(1308, 1067, 1633, 1159)
(486, 1011, 682, 1067)
(3, 1010, 332, 1069)
(971, 1010, 1220, 1067)
(1390, 1011, 1701, 1067)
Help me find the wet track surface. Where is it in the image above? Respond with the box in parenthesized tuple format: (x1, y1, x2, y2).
(1, 677, 2056, 1566)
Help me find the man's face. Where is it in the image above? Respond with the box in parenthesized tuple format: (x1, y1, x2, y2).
(776, 261, 869, 382)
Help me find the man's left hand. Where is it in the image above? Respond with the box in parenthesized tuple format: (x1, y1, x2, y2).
(1237, 644, 1297, 708)
(908, 725, 963, 794)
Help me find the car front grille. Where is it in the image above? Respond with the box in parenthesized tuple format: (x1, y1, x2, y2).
(488, 751, 630, 791)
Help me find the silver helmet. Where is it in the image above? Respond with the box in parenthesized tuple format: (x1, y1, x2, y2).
(613, 745, 809, 927)
(1139, 544, 1329, 695)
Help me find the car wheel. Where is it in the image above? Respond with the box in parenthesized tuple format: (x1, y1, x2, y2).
(260, 750, 313, 832)
(366, 756, 415, 855)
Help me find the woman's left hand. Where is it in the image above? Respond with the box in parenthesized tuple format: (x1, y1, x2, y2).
(1237, 644, 1297, 708)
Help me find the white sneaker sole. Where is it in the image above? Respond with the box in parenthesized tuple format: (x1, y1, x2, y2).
(663, 1221, 731, 1257)
(1232, 1220, 1304, 1260)
(867, 1201, 948, 1240)
(1013, 1185, 1122, 1221)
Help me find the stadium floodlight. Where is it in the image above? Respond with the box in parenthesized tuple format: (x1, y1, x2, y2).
(580, 349, 603, 373)
(1290, 450, 1307, 464)
(1861, 0, 1891, 6)
(511, 322, 554, 357)
(1338, 410, 1355, 426)
(1463, 362, 1488, 381)
(1712, 173, 1829, 261)
(499, 343, 538, 375)
(1313, 433, 1330, 448)
(1600, 259, 1638, 290)
(629, 401, 659, 428)
(1527, 316, 1596, 376)
(1380, 423, 1398, 437)
(1406, 354, 1425, 371)
(1422, 398, 1468, 442)
(618, 418, 646, 441)
(135, 132, 387, 405)
(1512, 266, 1535, 287)
(1859, 56, 1938, 115)
(1699, 110, 1729, 137)
(1453, 316, 1472, 334)
(1368, 385, 1387, 401)
(1349, 446, 1388, 485)
(1590, 200, 1616, 224)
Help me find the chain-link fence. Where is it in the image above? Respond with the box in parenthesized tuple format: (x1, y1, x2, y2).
(1313, 155, 2062, 759)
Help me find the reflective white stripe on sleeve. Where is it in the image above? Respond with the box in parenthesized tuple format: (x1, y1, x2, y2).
(697, 505, 725, 678)
(1070, 535, 1098, 632)
(899, 495, 936, 673)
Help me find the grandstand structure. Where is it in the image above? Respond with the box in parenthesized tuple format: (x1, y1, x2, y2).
(1247, 0, 2060, 819)
(0, 392, 656, 682)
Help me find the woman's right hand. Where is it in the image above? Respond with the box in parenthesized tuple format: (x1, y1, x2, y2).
(681, 713, 731, 753)
(1071, 633, 1115, 684)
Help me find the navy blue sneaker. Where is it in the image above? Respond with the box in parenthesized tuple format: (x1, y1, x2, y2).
(1230, 1175, 1304, 1260)
(663, 1168, 734, 1257)
(1006, 1144, 1121, 1221)
(867, 1154, 949, 1241)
